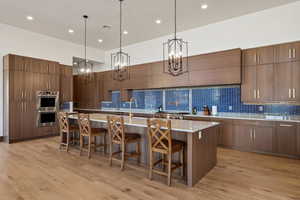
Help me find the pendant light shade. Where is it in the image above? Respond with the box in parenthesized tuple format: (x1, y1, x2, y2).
(75, 15, 93, 75)
(111, 0, 130, 81)
(163, 0, 188, 76)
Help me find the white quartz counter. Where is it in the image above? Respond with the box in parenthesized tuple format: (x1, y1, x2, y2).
(69, 113, 219, 133)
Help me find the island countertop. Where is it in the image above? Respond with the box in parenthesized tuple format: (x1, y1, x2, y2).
(69, 113, 219, 133)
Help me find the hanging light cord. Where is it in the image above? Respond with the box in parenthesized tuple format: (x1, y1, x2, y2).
(120, 0, 122, 53)
(174, 0, 177, 39)
(84, 15, 87, 66)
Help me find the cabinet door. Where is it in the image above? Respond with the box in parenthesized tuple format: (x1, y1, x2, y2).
(241, 66, 257, 102)
(274, 63, 293, 102)
(297, 126, 300, 156)
(292, 42, 300, 62)
(9, 102, 23, 140)
(253, 126, 274, 153)
(10, 71, 24, 102)
(234, 125, 253, 151)
(277, 43, 293, 63)
(222, 122, 234, 147)
(49, 74, 60, 91)
(276, 123, 297, 156)
(243, 49, 257, 66)
(257, 46, 275, 65)
(22, 102, 36, 139)
(256, 64, 274, 102)
(292, 61, 300, 101)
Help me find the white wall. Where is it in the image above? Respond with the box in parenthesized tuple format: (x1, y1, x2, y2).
(0, 23, 105, 136)
(104, 1, 300, 68)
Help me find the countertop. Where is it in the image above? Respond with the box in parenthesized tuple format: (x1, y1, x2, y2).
(69, 113, 219, 133)
(74, 108, 300, 123)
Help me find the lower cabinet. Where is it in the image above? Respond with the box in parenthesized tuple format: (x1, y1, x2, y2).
(275, 122, 298, 157)
(214, 119, 235, 147)
(297, 126, 300, 156)
(233, 120, 274, 153)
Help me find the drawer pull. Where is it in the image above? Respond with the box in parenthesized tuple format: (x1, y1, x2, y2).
(279, 124, 293, 127)
(288, 49, 292, 59)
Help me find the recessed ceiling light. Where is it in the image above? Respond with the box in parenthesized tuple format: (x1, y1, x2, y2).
(123, 30, 128, 35)
(201, 4, 208, 10)
(98, 39, 103, 43)
(68, 29, 74, 34)
(156, 19, 162, 24)
(26, 16, 34, 21)
(73, 62, 77, 65)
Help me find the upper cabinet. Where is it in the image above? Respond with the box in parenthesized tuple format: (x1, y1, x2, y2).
(276, 42, 300, 63)
(243, 46, 275, 66)
(241, 41, 300, 104)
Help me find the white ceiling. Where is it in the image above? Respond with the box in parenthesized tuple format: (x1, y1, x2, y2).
(0, 0, 298, 50)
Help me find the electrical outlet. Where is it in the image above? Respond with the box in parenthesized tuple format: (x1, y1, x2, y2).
(229, 106, 233, 111)
(259, 106, 264, 112)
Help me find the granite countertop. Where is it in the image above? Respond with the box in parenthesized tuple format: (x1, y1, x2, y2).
(69, 113, 219, 133)
(74, 108, 300, 123)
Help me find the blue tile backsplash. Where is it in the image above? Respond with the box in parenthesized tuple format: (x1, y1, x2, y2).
(101, 86, 300, 115)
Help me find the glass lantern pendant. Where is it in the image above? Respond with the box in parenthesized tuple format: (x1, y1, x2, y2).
(76, 15, 93, 75)
(111, 0, 130, 81)
(163, 0, 188, 76)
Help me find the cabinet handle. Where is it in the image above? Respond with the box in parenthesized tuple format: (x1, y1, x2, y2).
(289, 88, 292, 98)
(293, 88, 296, 99)
(288, 49, 292, 59)
(250, 129, 253, 140)
(279, 124, 293, 127)
(254, 89, 257, 99)
(257, 89, 260, 99)
(253, 129, 256, 140)
(254, 54, 257, 63)
(293, 48, 296, 58)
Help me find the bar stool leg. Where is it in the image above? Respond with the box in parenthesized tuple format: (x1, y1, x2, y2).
(109, 140, 113, 166)
(121, 143, 125, 171)
(180, 148, 184, 177)
(66, 132, 70, 152)
(149, 150, 153, 180)
(167, 154, 172, 186)
(88, 136, 92, 159)
(136, 141, 141, 164)
(103, 132, 107, 154)
(80, 135, 83, 156)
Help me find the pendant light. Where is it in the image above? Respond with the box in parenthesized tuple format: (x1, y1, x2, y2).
(111, 0, 130, 81)
(163, 0, 188, 76)
(76, 15, 93, 75)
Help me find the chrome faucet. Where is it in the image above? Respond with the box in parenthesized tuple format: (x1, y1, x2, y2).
(129, 97, 137, 118)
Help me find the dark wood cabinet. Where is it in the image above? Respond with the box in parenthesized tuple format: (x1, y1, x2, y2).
(276, 42, 300, 63)
(297, 125, 300, 156)
(275, 122, 298, 156)
(59, 65, 73, 103)
(3, 54, 61, 143)
(241, 64, 274, 103)
(232, 120, 275, 154)
(253, 126, 274, 153)
(212, 119, 234, 147)
(274, 62, 300, 102)
(243, 46, 275, 66)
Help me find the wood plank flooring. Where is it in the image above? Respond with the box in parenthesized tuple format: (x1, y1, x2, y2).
(0, 137, 299, 200)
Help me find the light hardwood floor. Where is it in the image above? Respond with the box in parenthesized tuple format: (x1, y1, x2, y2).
(0, 137, 299, 200)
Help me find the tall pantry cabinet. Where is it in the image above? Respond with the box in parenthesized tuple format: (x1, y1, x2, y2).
(3, 54, 72, 143)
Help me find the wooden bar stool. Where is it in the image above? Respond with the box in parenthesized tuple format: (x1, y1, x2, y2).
(147, 118, 185, 186)
(107, 116, 141, 171)
(58, 112, 79, 152)
(77, 113, 107, 159)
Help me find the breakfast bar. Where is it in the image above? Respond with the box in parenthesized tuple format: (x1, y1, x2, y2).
(69, 113, 219, 187)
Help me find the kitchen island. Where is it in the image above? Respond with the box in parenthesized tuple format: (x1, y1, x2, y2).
(69, 113, 219, 187)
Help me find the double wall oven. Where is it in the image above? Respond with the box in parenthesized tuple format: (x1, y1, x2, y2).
(36, 91, 59, 127)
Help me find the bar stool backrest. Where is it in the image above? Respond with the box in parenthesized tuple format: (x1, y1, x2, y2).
(147, 119, 172, 154)
(107, 116, 125, 144)
(78, 113, 91, 136)
(58, 112, 69, 133)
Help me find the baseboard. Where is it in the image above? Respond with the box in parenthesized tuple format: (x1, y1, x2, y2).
(8, 133, 59, 144)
